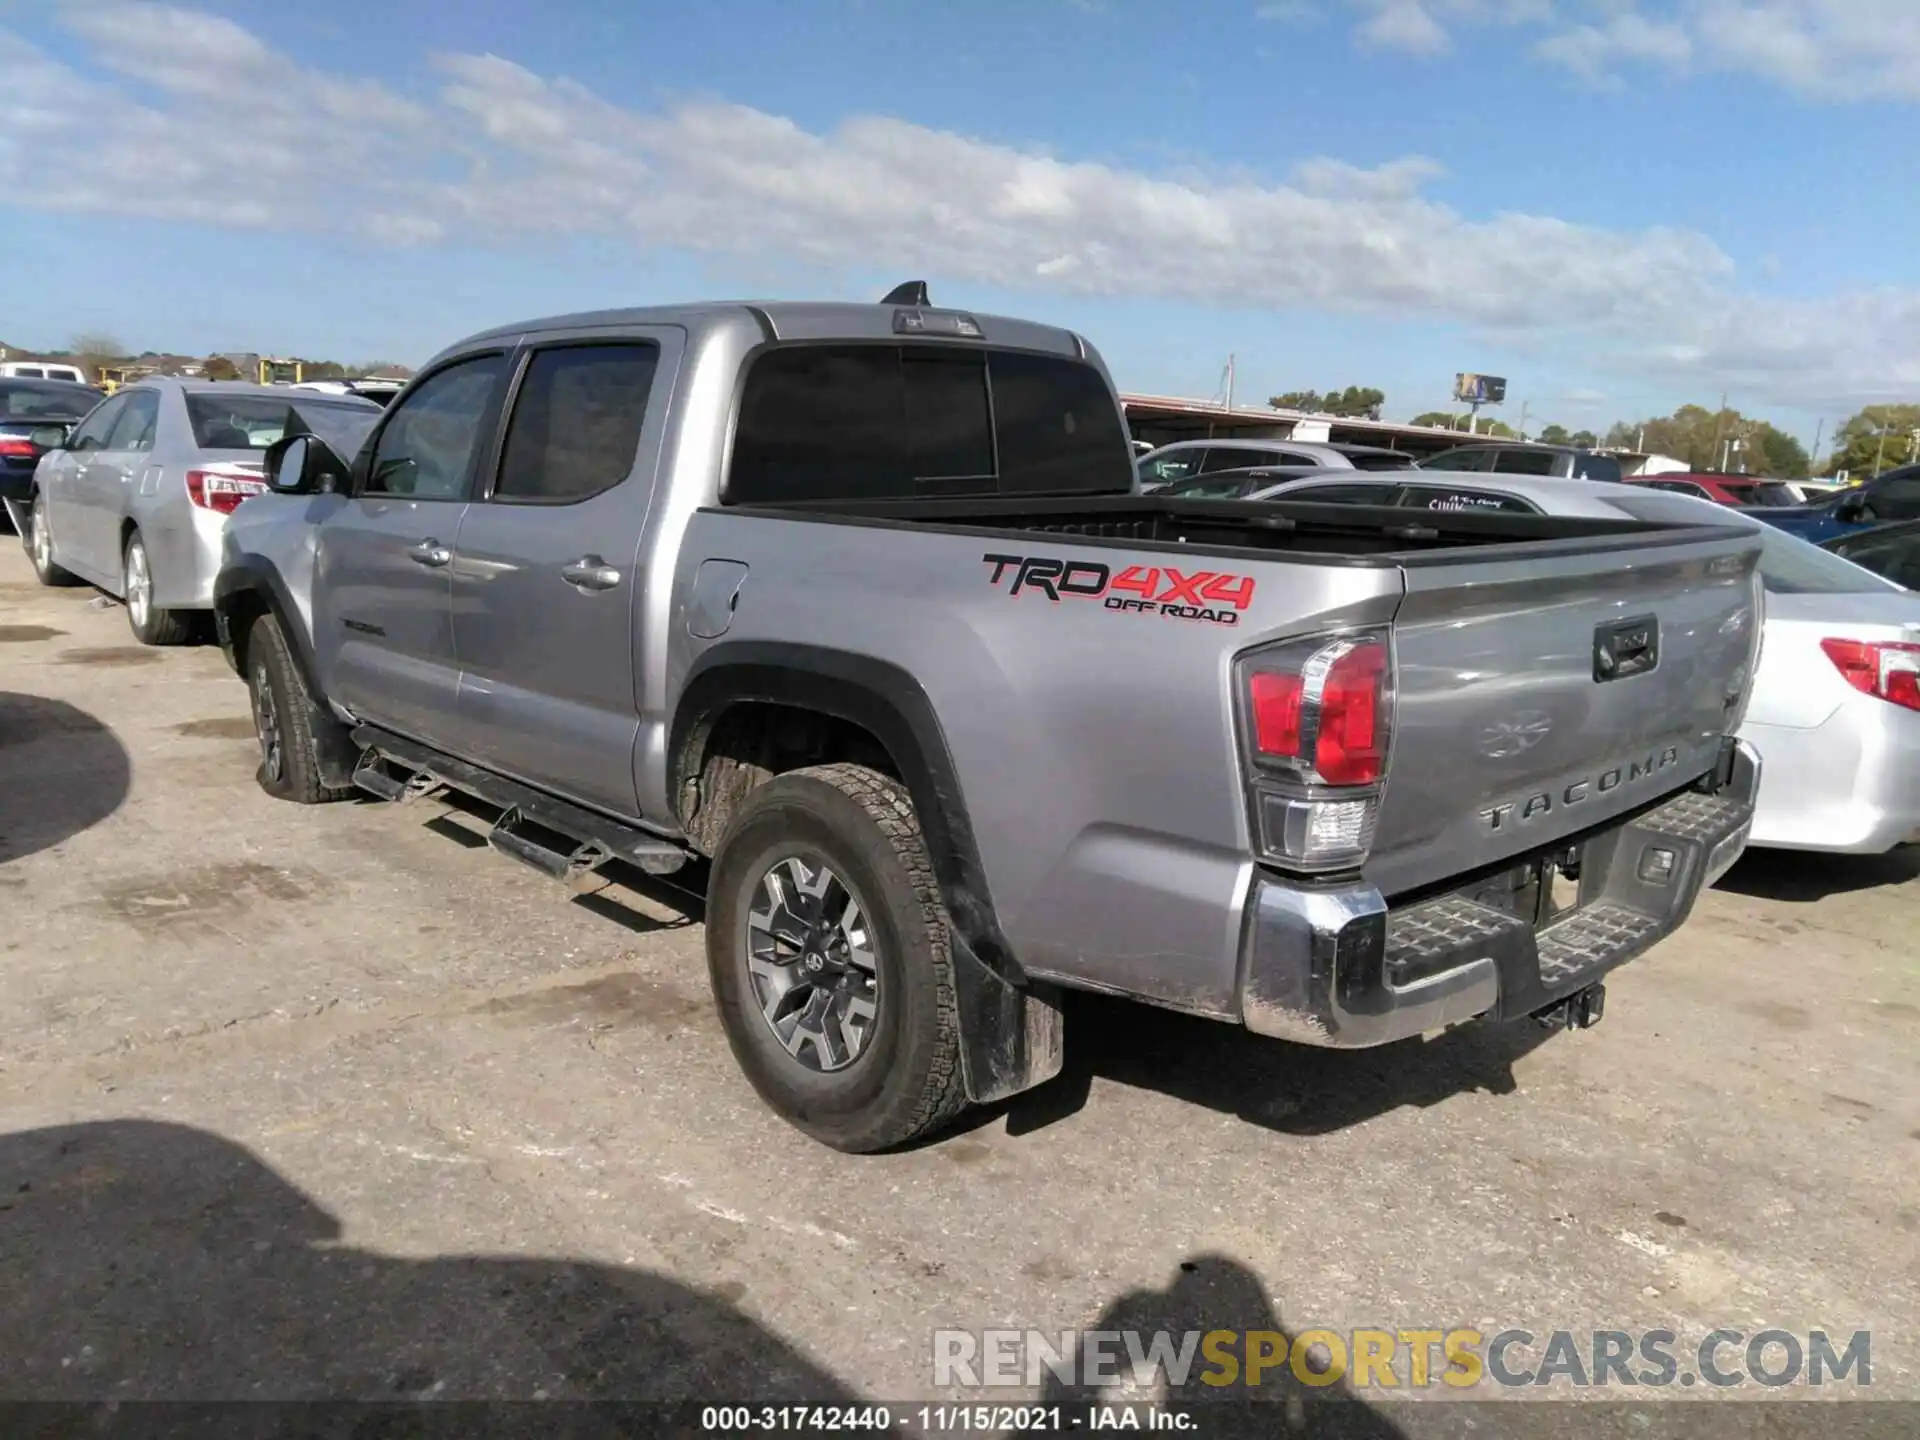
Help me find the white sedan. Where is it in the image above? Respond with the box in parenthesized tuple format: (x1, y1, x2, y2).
(1217, 468, 1920, 855)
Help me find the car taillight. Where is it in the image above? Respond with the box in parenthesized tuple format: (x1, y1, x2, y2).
(1821, 637, 1920, 712)
(185, 468, 268, 515)
(0, 435, 37, 459)
(1237, 629, 1394, 871)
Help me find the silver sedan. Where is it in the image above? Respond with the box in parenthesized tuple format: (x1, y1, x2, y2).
(1228, 468, 1920, 855)
(26, 378, 378, 644)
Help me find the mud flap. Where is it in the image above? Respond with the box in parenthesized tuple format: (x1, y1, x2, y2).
(951, 933, 1064, 1105)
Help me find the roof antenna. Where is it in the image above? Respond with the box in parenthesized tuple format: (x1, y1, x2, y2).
(880, 280, 930, 307)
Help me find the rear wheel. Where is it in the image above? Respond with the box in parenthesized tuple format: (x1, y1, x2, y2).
(245, 611, 354, 805)
(123, 531, 192, 646)
(706, 763, 967, 1153)
(27, 490, 80, 587)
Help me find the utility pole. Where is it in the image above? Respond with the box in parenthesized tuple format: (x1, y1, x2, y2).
(1874, 424, 1889, 478)
(1225, 354, 1235, 412)
(1809, 418, 1825, 476)
(1517, 400, 1530, 441)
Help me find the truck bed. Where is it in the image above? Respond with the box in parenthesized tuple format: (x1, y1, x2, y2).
(723, 491, 1756, 564)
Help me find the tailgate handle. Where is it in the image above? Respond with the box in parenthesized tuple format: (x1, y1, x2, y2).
(1594, 615, 1659, 681)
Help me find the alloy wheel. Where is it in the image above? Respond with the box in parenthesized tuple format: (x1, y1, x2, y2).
(745, 855, 881, 1073)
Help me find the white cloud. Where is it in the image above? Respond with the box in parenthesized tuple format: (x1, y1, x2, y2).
(2, 1, 1917, 409)
(1355, 1, 1453, 54)
(1535, 12, 1692, 82)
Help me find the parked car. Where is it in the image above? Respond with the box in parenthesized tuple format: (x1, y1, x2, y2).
(217, 287, 1760, 1152)
(1135, 438, 1412, 490)
(1416, 441, 1624, 483)
(1, 378, 106, 534)
(1229, 470, 1919, 855)
(1822, 519, 1920, 589)
(0, 360, 89, 385)
(1627, 473, 1803, 508)
(1753, 464, 1920, 544)
(289, 377, 406, 407)
(27, 377, 379, 644)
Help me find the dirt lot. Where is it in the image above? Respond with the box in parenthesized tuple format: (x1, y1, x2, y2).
(1, 542, 1917, 1421)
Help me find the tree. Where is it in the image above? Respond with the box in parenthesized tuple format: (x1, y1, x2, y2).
(71, 331, 125, 383)
(1829, 405, 1920, 477)
(1569, 429, 1598, 449)
(1411, 411, 1464, 429)
(1595, 405, 1810, 476)
(203, 355, 240, 382)
(1269, 385, 1385, 418)
(1537, 424, 1572, 446)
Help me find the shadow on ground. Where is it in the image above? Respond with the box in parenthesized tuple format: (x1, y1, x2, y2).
(1715, 845, 1920, 902)
(0, 692, 131, 863)
(1001, 991, 1552, 1140)
(0, 1119, 855, 1404)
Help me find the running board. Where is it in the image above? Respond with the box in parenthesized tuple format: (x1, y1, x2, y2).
(350, 726, 692, 877)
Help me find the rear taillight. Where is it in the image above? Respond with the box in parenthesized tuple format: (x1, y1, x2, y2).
(1237, 629, 1394, 871)
(0, 436, 37, 459)
(1821, 638, 1920, 712)
(185, 468, 267, 515)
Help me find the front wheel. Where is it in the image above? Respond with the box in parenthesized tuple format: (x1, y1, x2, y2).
(27, 490, 80, 587)
(706, 763, 967, 1153)
(245, 611, 355, 805)
(123, 531, 192, 646)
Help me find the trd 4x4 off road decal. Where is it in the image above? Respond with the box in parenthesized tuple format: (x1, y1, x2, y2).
(982, 553, 1254, 626)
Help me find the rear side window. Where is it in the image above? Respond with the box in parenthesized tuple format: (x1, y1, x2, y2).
(1271, 483, 1403, 505)
(727, 344, 1129, 503)
(494, 343, 659, 503)
(1492, 449, 1557, 476)
(1423, 447, 1493, 472)
(1400, 485, 1539, 514)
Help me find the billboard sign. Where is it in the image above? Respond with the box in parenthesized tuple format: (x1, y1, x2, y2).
(1453, 373, 1507, 405)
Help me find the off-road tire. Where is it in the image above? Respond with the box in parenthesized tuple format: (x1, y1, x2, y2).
(706, 763, 968, 1153)
(245, 611, 354, 805)
(26, 490, 80, 586)
(123, 531, 193, 646)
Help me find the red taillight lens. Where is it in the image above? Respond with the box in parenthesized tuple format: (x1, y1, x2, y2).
(0, 436, 37, 459)
(1317, 642, 1387, 784)
(1249, 671, 1304, 758)
(1245, 636, 1391, 785)
(185, 468, 267, 515)
(1821, 637, 1920, 712)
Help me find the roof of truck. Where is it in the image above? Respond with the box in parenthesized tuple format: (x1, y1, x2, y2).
(447, 299, 1090, 363)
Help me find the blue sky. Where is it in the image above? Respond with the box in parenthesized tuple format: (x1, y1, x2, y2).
(4, 0, 1917, 447)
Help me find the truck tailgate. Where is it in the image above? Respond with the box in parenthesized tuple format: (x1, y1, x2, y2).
(1366, 529, 1762, 898)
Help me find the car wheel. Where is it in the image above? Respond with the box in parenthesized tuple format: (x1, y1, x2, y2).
(245, 611, 354, 804)
(27, 490, 81, 587)
(123, 531, 192, 646)
(706, 763, 967, 1153)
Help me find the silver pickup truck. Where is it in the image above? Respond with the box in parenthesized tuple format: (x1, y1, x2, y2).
(216, 286, 1764, 1152)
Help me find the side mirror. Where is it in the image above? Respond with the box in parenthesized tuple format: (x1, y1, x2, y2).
(27, 425, 67, 452)
(264, 433, 346, 495)
(1834, 493, 1869, 523)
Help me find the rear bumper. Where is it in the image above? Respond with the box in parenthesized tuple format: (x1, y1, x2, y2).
(1744, 703, 1920, 854)
(1238, 739, 1759, 1048)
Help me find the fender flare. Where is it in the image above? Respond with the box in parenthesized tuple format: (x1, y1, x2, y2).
(671, 643, 1061, 1106)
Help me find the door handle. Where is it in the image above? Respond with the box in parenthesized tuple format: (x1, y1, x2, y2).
(561, 555, 622, 591)
(406, 539, 453, 568)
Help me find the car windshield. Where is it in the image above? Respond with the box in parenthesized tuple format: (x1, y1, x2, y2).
(1608, 492, 1902, 595)
(1343, 451, 1416, 471)
(0, 381, 104, 422)
(186, 393, 375, 450)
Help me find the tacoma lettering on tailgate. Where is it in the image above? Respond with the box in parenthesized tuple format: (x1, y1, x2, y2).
(982, 553, 1254, 626)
